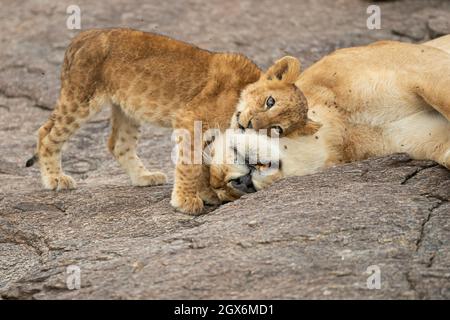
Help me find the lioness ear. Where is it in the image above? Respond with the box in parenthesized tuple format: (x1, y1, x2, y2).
(265, 56, 301, 83)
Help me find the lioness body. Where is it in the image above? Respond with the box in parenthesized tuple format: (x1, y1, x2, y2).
(34, 28, 262, 214)
(299, 39, 450, 167)
(212, 36, 450, 198)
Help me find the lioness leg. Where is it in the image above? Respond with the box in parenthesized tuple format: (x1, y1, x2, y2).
(423, 34, 450, 54)
(412, 47, 450, 122)
(388, 110, 450, 169)
(415, 80, 450, 123)
(108, 104, 167, 186)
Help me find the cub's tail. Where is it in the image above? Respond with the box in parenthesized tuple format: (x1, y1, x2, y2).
(25, 154, 38, 167)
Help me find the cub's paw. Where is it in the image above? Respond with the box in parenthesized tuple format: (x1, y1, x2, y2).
(132, 172, 168, 187)
(42, 174, 77, 191)
(199, 187, 221, 205)
(170, 193, 204, 215)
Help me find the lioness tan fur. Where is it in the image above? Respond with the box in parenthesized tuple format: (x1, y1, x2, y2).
(29, 28, 317, 214)
(211, 35, 450, 200)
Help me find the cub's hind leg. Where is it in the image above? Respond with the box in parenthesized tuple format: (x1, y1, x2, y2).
(108, 104, 167, 186)
(37, 95, 103, 190)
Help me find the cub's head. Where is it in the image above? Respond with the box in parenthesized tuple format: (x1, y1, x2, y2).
(207, 132, 283, 203)
(231, 56, 320, 137)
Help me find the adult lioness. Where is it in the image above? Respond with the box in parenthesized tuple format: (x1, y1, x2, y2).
(210, 35, 450, 201)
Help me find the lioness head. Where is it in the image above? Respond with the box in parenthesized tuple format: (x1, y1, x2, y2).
(207, 132, 284, 202)
(231, 56, 321, 137)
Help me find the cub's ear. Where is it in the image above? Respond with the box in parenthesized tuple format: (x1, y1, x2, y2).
(265, 56, 301, 83)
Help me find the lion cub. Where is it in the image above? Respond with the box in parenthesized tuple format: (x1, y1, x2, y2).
(231, 56, 321, 137)
(27, 28, 315, 214)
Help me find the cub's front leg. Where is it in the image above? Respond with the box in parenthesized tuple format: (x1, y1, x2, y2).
(171, 163, 220, 215)
(170, 111, 220, 215)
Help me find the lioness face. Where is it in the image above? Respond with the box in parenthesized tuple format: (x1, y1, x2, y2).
(208, 132, 283, 202)
(231, 56, 320, 137)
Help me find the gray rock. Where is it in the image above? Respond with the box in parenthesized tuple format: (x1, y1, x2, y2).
(428, 15, 450, 39)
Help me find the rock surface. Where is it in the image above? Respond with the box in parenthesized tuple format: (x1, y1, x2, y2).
(1, 0, 449, 299)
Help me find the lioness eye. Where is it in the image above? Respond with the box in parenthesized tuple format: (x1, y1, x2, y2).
(266, 96, 275, 109)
